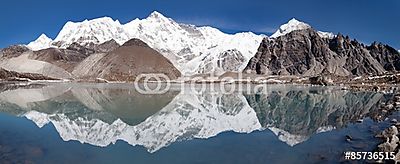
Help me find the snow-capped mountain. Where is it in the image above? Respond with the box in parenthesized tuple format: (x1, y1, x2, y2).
(123, 12, 264, 75)
(271, 18, 335, 39)
(26, 11, 263, 76)
(27, 34, 54, 51)
(24, 13, 347, 76)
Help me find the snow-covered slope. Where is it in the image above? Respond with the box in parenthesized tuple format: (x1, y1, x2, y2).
(122, 11, 263, 75)
(29, 11, 263, 76)
(27, 34, 53, 51)
(270, 18, 335, 39)
(125, 13, 259, 75)
(53, 17, 129, 47)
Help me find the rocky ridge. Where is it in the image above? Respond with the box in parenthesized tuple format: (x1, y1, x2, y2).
(244, 28, 400, 77)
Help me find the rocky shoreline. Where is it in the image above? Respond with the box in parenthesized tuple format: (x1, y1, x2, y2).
(341, 84, 400, 163)
(374, 93, 400, 163)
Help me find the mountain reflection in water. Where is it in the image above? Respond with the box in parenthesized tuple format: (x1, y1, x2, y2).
(0, 83, 386, 153)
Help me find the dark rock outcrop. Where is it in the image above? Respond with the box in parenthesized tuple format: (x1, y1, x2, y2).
(0, 45, 30, 59)
(309, 76, 332, 86)
(217, 49, 246, 72)
(93, 39, 120, 53)
(244, 29, 400, 77)
(69, 39, 121, 54)
(367, 42, 400, 72)
(66, 43, 95, 55)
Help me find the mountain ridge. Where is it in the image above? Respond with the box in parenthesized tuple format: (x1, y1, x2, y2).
(244, 28, 400, 77)
(0, 11, 397, 81)
(26, 11, 263, 76)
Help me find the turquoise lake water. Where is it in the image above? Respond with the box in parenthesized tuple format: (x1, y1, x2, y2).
(0, 83, 395, 164)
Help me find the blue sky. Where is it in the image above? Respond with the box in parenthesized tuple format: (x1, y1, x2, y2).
(0, 0, 399, 49)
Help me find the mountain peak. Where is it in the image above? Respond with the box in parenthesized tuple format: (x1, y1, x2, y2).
(287, 18, 303, 24)
(270, 18, 311, 38)
(35, 34, 52, 43)
(148, 11, 167, 19)
(89, 16, 118, 24)
(27, 33, 53, 51)
(38, 33, 51, 40)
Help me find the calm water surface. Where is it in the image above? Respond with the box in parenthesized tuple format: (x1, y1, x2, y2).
(0, 83, 396, 164)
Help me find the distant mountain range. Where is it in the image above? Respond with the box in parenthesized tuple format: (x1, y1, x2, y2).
(0, 11, 399, 82)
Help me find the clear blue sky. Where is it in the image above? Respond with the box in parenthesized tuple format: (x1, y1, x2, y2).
(0, 0, 399, 49)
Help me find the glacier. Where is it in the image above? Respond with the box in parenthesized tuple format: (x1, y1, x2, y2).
(25, 12, 339, 76)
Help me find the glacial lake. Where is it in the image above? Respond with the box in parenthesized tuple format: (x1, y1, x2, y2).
(0, 83, 396, 164)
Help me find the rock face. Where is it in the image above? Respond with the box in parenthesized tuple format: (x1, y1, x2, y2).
(72, 38, 181, 81)
(0, 45, 30, 59)
(91, 39, 120, 53)
(244, 28, 400, 77)
(66, 39, 120, 54)
(367, 42, 400, 72)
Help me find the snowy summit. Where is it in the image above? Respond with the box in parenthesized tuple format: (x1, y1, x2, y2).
(270, 18, 335, 39)
(270, 18, 311, 38)
(27, 34, 53, 51)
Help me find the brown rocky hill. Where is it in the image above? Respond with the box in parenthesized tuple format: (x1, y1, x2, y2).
(72, 38, 181, 81)
(29, 40, 120, 72)
(30, 48, 90, 72)
(0, 45, 30, 59)
(244, 28, 400, 77)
